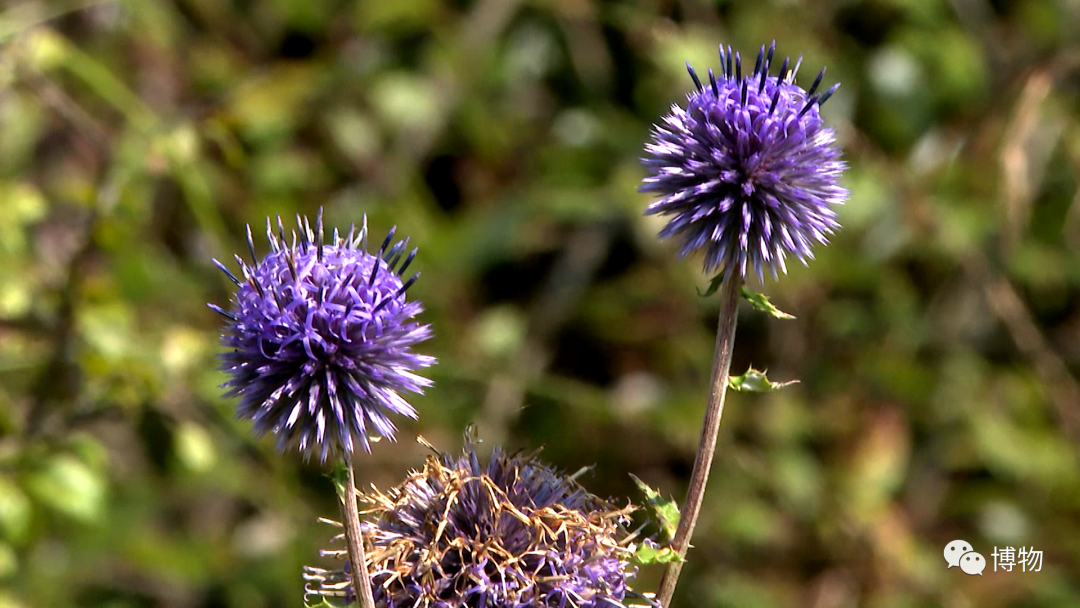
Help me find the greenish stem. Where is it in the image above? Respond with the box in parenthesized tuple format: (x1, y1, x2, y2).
(340, 456, 376, 608)
(655, 275, 742, 607)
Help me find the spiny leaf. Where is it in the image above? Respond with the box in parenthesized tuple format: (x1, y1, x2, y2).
(728, 367, 799, 392)
(329, 463, 350, 501)
(304, 596, 345, 608)
(697, 273, 725, 297)
(629, 474, 680, 541)
(633, 538, 684, 565)
(740, 287, 795, 319)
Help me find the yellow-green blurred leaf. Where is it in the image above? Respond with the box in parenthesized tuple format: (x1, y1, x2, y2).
(25, 455, 106, 523)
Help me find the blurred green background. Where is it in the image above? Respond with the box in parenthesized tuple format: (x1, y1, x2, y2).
(2, 0, 1080, 606)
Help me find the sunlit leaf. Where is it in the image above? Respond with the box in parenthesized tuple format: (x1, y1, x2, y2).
(697, 273, 725, 297)
(740, 287, 795, 319)
(25, 454, 106, 523)
(728, 367, 799, 393)
(629, 474, 680, 541)
(175, 422, 217, 473)
(0, 477, 31, 543)
(632, 538, 683, 565)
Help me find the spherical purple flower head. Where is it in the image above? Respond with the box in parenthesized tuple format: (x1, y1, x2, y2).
(641, 42, 848, 281)
(303, 439, 645, 608)
(208, 211, 435, 461)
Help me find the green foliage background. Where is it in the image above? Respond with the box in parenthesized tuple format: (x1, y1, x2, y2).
(2, 0, 1080, 606)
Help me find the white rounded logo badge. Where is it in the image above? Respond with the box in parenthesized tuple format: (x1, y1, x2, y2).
(960, 551, 986, 576)
(943, 540, 972, 568)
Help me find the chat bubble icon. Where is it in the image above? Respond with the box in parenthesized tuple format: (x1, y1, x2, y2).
(960, 551, 985, 575)
(944, 540, 972, 568)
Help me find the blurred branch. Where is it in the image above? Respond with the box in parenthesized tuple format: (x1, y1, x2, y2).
(477, 222, 615, 444)
(24, 68, 112, 154)
(998, 67, 1058, 255)
(20, 66, 117, 437)
(964, 255, 1080, 446)
(24, 201, 102, 437)
(0, 0, 115, 43)
(991, 59, 1080, 446)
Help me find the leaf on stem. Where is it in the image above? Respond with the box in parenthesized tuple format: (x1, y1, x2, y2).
(728, 367, 799, 392)
(697, 273, 725, 297)
(629, 474, 680, 541)
(329, 462, 350, 501)
(633, 538, 684, 565)
(740, 287, 795, 319)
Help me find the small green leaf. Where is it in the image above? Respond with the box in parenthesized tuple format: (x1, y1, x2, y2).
(0, 477, 31, 543)
(0, 543, 15, 578)
(697, 273, 725, 297)
(633, 539, 684, 565)
(629, 474, 680, 541)
(304, 597, 344, 608)
(329, 464, 350, 501)
(175, 422, 217, 473)
(740, 287, 795, 319)
(728, 367, 799, 393)
(25, 454, 106, 523)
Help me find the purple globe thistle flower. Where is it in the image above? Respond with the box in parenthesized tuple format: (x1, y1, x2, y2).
(303, 439, 647, 608)
(208, 212, 435, 461)
(641, 42, 848, 281)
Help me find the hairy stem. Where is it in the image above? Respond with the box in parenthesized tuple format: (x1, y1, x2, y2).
(341, 457, 376, 608)
(656, 275, 742, 607)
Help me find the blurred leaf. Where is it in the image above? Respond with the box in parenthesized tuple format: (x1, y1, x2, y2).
(632, 538, 682, 565)
(175, 422, 217, 473)
(25, 454, 106, 523)
(727, 368, 798, 393)
(629, 474, 679, 541)
(305, 595, 344, 608)
(0, 592, 26, 608)
(0, 542, 15, 578)
(330, 463, 350, 502)
(0, 477, 30, 543)
(697, 273, 725, 297)
(740, 287, 795, 319)
(472, 306, 526, 359)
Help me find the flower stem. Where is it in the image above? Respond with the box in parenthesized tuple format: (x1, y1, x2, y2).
(656, 275, 742, 607)
(340, 456, 377, 608)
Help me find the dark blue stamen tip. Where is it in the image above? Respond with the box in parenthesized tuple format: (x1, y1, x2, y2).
(377, 226, 397, 258)
(735, 52, 742, 82)
(295, 214, 306, 244)
(708, 68, 718, 98)
(718, 45, 727, 77)
(818, 82, 840, 106)
(264, 219, 277, 252)
(212, 258, 241, 286)
(778, 57, 790, 84)
(766, 41, 775, 71)
(798, 93, 820, 117)
(806, 67, 826, 98)
(208, 303, 237, 321)
(686, 63, 703, 92)
(285, 250, 298, 282)
(385, 238, 409, 268)
(400, 272, 419, 294)
(398, 248, 418, 275)
(368, 257, 380, 287)
(754, 45, 764, 75)
(276, 216, 287, 247)
(246, 225, 258, 265)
